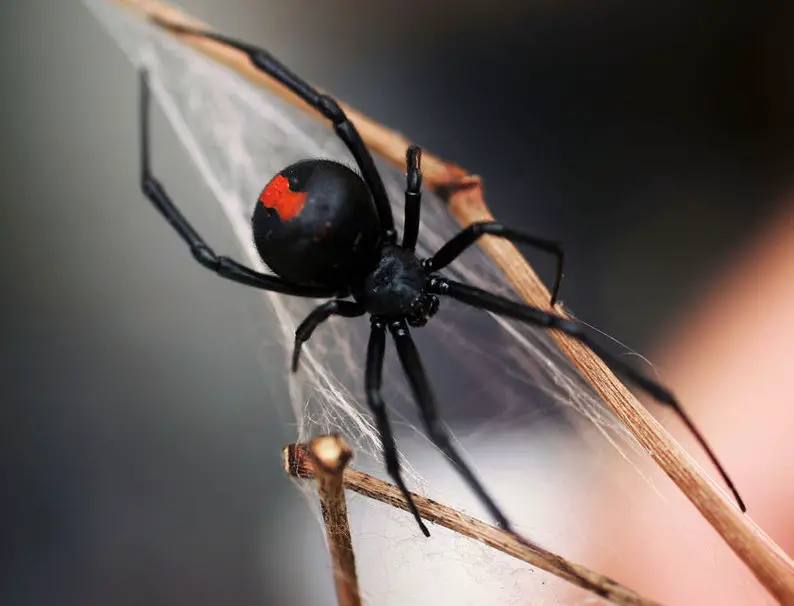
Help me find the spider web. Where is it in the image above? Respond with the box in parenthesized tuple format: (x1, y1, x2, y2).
(83, 2, 669, 604)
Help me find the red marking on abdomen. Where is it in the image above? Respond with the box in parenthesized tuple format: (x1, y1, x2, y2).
(259, 174, 308, 221)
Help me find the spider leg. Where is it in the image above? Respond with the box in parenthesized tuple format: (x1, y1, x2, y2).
(429, 276, 747, 513)
(367, 319, 430, 536)
(425, 222, 565, 305)
(389, 319, 514, 531)
(151, 19, 396, 242)
(291, 300, 366, 372)
(138, 70, 336, 298)
(401, 145, 422, 251)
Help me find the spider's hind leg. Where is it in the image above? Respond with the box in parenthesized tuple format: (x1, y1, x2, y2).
(150, 18, 397, 242)
(136, 70, 337, 298)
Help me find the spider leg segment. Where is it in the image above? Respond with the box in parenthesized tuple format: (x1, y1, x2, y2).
(401, 145, 422, 251)
(425, 222, 566, 305)
(138, 70, 336, 297)
(291, 300, 366, 372)
(429, 276, 747, 513)
(366, 320, 430, 536)
(150, 19, 396, 242)
(389, 319, 514, 531)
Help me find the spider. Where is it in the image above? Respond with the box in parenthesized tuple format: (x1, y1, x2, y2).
(140, 20, 745, 536)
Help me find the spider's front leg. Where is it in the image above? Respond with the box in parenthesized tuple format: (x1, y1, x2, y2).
(401, 145, 422, 251)
(426, 223, 565, 305)
(389, 319, 514, 531)
(428, 276, 747, 513)
(366, 319, 430, 536)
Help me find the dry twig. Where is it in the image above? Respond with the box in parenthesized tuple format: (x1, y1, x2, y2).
(96, 1, 794, 602)
(300, 436, 362, 606)
(285, 440, 663, 606)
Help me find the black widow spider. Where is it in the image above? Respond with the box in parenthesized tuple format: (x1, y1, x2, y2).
(140, 20, 745, 536)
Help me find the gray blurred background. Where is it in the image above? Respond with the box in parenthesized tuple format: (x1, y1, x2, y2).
(2, 1, 792, 605)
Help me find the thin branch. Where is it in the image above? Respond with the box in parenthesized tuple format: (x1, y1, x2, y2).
(97, 1, 794, 602)
(285, 441, 664, 606)
(302, 436, 362, 606)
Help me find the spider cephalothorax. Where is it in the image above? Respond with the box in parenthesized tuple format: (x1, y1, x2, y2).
(353, 244, 438, 321)
(138, 19, 747, 538)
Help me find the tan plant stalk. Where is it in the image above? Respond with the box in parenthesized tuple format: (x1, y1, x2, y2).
(300, 436, 362, 606)
(285, 440, 664, 606)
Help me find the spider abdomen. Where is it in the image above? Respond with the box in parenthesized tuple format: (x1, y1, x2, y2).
(252, 159, 381, 289)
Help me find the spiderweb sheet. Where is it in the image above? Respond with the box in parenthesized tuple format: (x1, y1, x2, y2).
(83, 2, 679, 604)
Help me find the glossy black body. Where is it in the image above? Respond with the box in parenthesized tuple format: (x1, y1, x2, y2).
(252, 160, 437, 322)
(252, 160, 381, 289)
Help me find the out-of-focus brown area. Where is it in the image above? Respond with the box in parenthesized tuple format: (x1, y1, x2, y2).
(661, 199, 794, 555)
(597, 199, 794, 605)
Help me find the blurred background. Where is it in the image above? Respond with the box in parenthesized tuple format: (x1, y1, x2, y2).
(2, 1, 793, 605)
